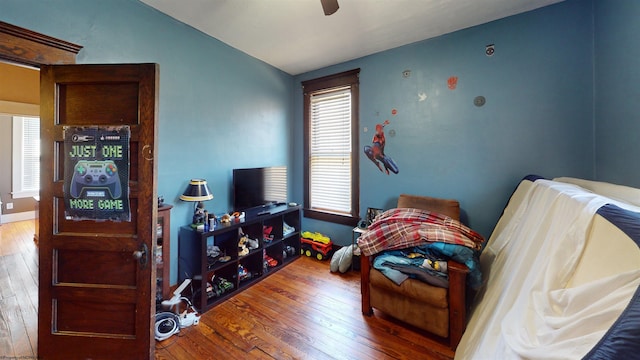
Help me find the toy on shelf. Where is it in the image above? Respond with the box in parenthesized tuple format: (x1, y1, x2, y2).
(264, 254, 278, 268)
(238, 235, 249, 256)
(263, 226, 274, 243)
(206, 275, 234, 299)
(239, 264, 252, 280)
(238, 228, 259, 257)
(300, 231, 333, 261)
(283, 245, 296, 259)
(283, 221, 295, 236)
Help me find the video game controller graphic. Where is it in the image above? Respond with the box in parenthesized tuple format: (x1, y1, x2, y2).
(70, 160, 122, 199)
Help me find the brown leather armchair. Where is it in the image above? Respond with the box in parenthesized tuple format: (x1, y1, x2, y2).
(360, 194, 469, 350)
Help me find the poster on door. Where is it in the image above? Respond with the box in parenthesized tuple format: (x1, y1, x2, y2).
(63, 126, 131, 222)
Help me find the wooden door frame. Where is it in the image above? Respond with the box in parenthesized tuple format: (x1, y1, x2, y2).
(0, 21, 82, 67)
(0, 21, 82, 248)
(0, 21, 81, 245)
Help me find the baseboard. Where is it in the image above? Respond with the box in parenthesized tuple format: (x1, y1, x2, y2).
(1, 211, 36, 224)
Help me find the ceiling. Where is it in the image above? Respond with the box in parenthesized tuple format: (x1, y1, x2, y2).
(140, 0, 564, 75)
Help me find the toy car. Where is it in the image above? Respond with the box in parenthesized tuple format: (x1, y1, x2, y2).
(300, 233, 333, 261)
(206, 276, 235, 299)
(215, 276, 234, 292)
(264, 255, 278, 267)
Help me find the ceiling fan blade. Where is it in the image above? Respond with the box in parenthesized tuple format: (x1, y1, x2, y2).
(321, 0, 339, 16)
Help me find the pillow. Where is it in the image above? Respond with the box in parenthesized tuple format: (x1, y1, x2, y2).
(396, 194, 460, 220)
(330, 245, 354, 273)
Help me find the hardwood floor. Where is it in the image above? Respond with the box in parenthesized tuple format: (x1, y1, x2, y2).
(1, 220, 454, 360)
(0, 219, 39, 359)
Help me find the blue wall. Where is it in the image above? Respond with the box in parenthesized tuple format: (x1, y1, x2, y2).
(1, 0, 295, 284)
(3, 0, 639, 284)
(594, 0, 640, 187)
(294, 0, 595, 243)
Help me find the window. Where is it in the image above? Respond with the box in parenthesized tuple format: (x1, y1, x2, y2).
(263, 166, 287, 203)
(12, 116, 40, 198)
(302, 69, 360, 226)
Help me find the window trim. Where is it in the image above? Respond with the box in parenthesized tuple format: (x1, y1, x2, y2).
(302, 69, 360, 226)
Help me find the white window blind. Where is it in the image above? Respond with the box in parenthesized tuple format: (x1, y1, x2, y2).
(309, 87, 352, 215)
(263, 166, 287, 203)
(12, 116, 40, 199)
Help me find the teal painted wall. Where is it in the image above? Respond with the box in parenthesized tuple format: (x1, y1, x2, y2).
(1, 0, 295, 284)
(3, 0, 639, 283)
(594, 0, 640, 187)
(293, 0, 595, 243)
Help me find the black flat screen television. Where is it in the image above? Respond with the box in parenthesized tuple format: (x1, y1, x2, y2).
(232, 166, 287, 211)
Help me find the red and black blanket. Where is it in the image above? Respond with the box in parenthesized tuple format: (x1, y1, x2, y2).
(357, 207, 485, 257)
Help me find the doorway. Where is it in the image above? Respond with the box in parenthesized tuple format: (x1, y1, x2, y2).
(0, 61, 40, 225)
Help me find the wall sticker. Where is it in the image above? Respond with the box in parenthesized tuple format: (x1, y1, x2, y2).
(448, 76, 458, 90)
(486, 44, 495, 57)
(364, 119, 399, 175)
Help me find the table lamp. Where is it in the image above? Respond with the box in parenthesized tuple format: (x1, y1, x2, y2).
(180, 179, 213, 225)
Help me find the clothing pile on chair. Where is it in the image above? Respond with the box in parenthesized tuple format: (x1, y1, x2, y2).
(358, 207, 485, 289)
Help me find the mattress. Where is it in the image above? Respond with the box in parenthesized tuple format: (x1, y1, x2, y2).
(455, 176, 640, 359)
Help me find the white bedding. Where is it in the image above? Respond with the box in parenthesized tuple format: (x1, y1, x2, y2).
(455, 179, 640, 359)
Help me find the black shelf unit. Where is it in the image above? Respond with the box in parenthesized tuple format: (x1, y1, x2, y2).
(178, 205, 301, 312)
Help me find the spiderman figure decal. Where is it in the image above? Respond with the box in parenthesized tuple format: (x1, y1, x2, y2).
(364, 119, 399, 175)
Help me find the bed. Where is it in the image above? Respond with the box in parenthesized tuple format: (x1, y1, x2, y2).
(455, 176, 640, 359)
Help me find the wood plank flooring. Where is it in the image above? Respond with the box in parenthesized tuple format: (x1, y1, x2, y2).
(0, 219, 39, 359)
(1, 220, 454, 360)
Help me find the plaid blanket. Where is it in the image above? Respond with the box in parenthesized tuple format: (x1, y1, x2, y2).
(357, 208, 485, 256)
